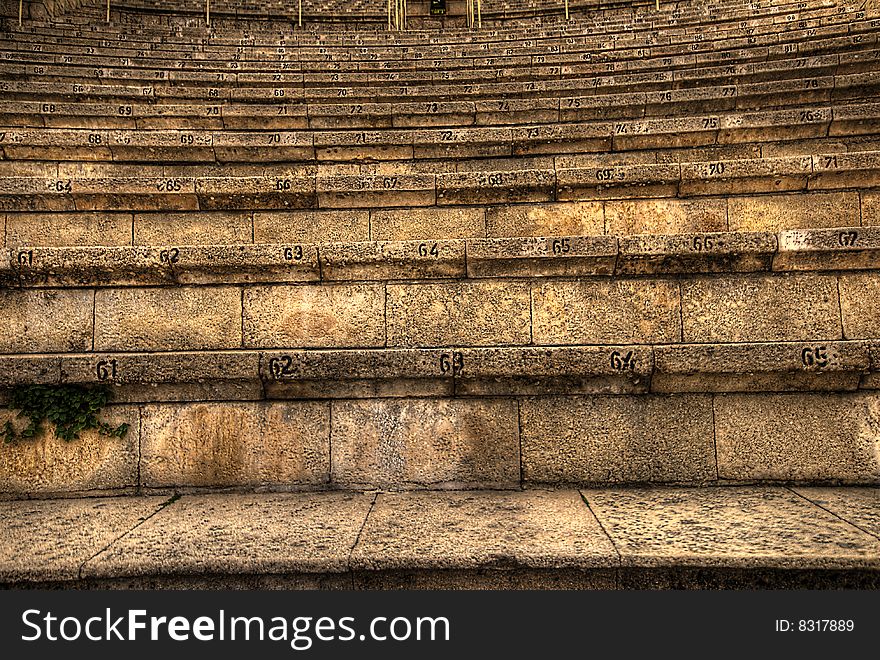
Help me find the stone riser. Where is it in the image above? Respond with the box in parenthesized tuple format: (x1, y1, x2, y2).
(0, 393, 878, 497)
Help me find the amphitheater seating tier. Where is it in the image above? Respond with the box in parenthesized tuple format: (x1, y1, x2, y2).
(0, 0, 878, 589)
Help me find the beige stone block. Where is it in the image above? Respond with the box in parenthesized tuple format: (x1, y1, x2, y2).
(486, 202, 603, 238)
(140, 402, 330, 488)
(351, 491, 617, 572)
(715, 393, 880, 482)
(387, 281, 531, 347)
(863, 191, 880, 226)
(840, 273, 880, 339)
(0, 406, 139, 496)
(681, 274, 841, 342)
(583, 487, 880, 570)
(6, 213, 132, 247)
(532, 280, 681, 344)
(371, 208, 485, 241)
(521, 395, 716, 484)
(82, 492, 371, 580)
(604, 199, 727, 235)
(0, 289, 93, 353)
(728, 192, 860, 231)
(135, 212, 252, 245)
(95, 286, 241, 351)
(243, 284, 384, 348)
(331, 398, 519, 488)
(0, 496, 166, 584)
(254, 210, 369, 243)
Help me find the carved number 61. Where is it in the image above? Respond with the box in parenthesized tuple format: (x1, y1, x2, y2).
(96, 359, 118, 381)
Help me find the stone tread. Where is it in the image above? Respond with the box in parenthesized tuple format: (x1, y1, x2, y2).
(0, 341, 877, 394)
(0, 487, 877, 588)
(0, 227, 878, 286)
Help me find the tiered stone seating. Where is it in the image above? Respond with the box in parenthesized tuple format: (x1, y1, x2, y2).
(0, 0, 878, 588)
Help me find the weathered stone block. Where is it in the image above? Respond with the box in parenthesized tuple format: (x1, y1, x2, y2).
(604, 198, 727, 235)
(135, 212, 252, 245)
(321, 240, 465, 280)
(521, 395, 716, 484)
(140, 402, 330, 488)
(386, 281, 531, 347)
(775, 227, 880, 271)
(371, 208, 485, 241)
(468, 236, 617, 277)
(486, 202, 603, 238)
(532, 280, 681, 344)
(715, 393, 880, 482)
(0, 289, 93, 353)
(331, 398, 519, 488)
(840, 273, 880, 339)
(6, 212, 132, 247)
(618, 232, 776, 275)
(243, 284, 385, 348)
(254, 210, 369, 244)
(0, 406, 139, 496)
(653, 341, 870, 393)
(681, 274, 841, 342)
(95, 287, 241, 351)
(728, 192, 860, 231)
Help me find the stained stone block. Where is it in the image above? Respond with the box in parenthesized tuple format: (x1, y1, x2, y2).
(386, 281, 531, 347)
(532, 280, 681, 345)
(863, 191, 880, 226)
(557, 163, 679, 200)
(95, 286, 242, 351)
(728, 192, 860, 231)
(82, 492, 372, 579)
(140, 402, 330, 488)
(811, 152, 880, 190)
(243, 284, 385, 348)
(486, 202, 603, 238)
(14, 246, 173, 287)
(618, 232, 776, 274)
(681, 274, 841, 343)
(0, 406, 139, 496)
(604, 198, 727, 235)
(331, 398, 519, 489)
(196, 176, 316, 210)
(714, 393, 880, 482)
(839, 273, 880, 339)
(0, 289, 93, 353)
(521, 395, 716, 484)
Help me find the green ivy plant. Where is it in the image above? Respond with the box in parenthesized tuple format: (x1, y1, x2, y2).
(2, 385, 129, 444)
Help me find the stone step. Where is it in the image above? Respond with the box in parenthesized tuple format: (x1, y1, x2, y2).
(3, 227, 880, 287)
(1, 152, 878, 210)
(1, 487, 877, 588)
(3, 102, 878, 162)
(1, 341, 877, 399)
